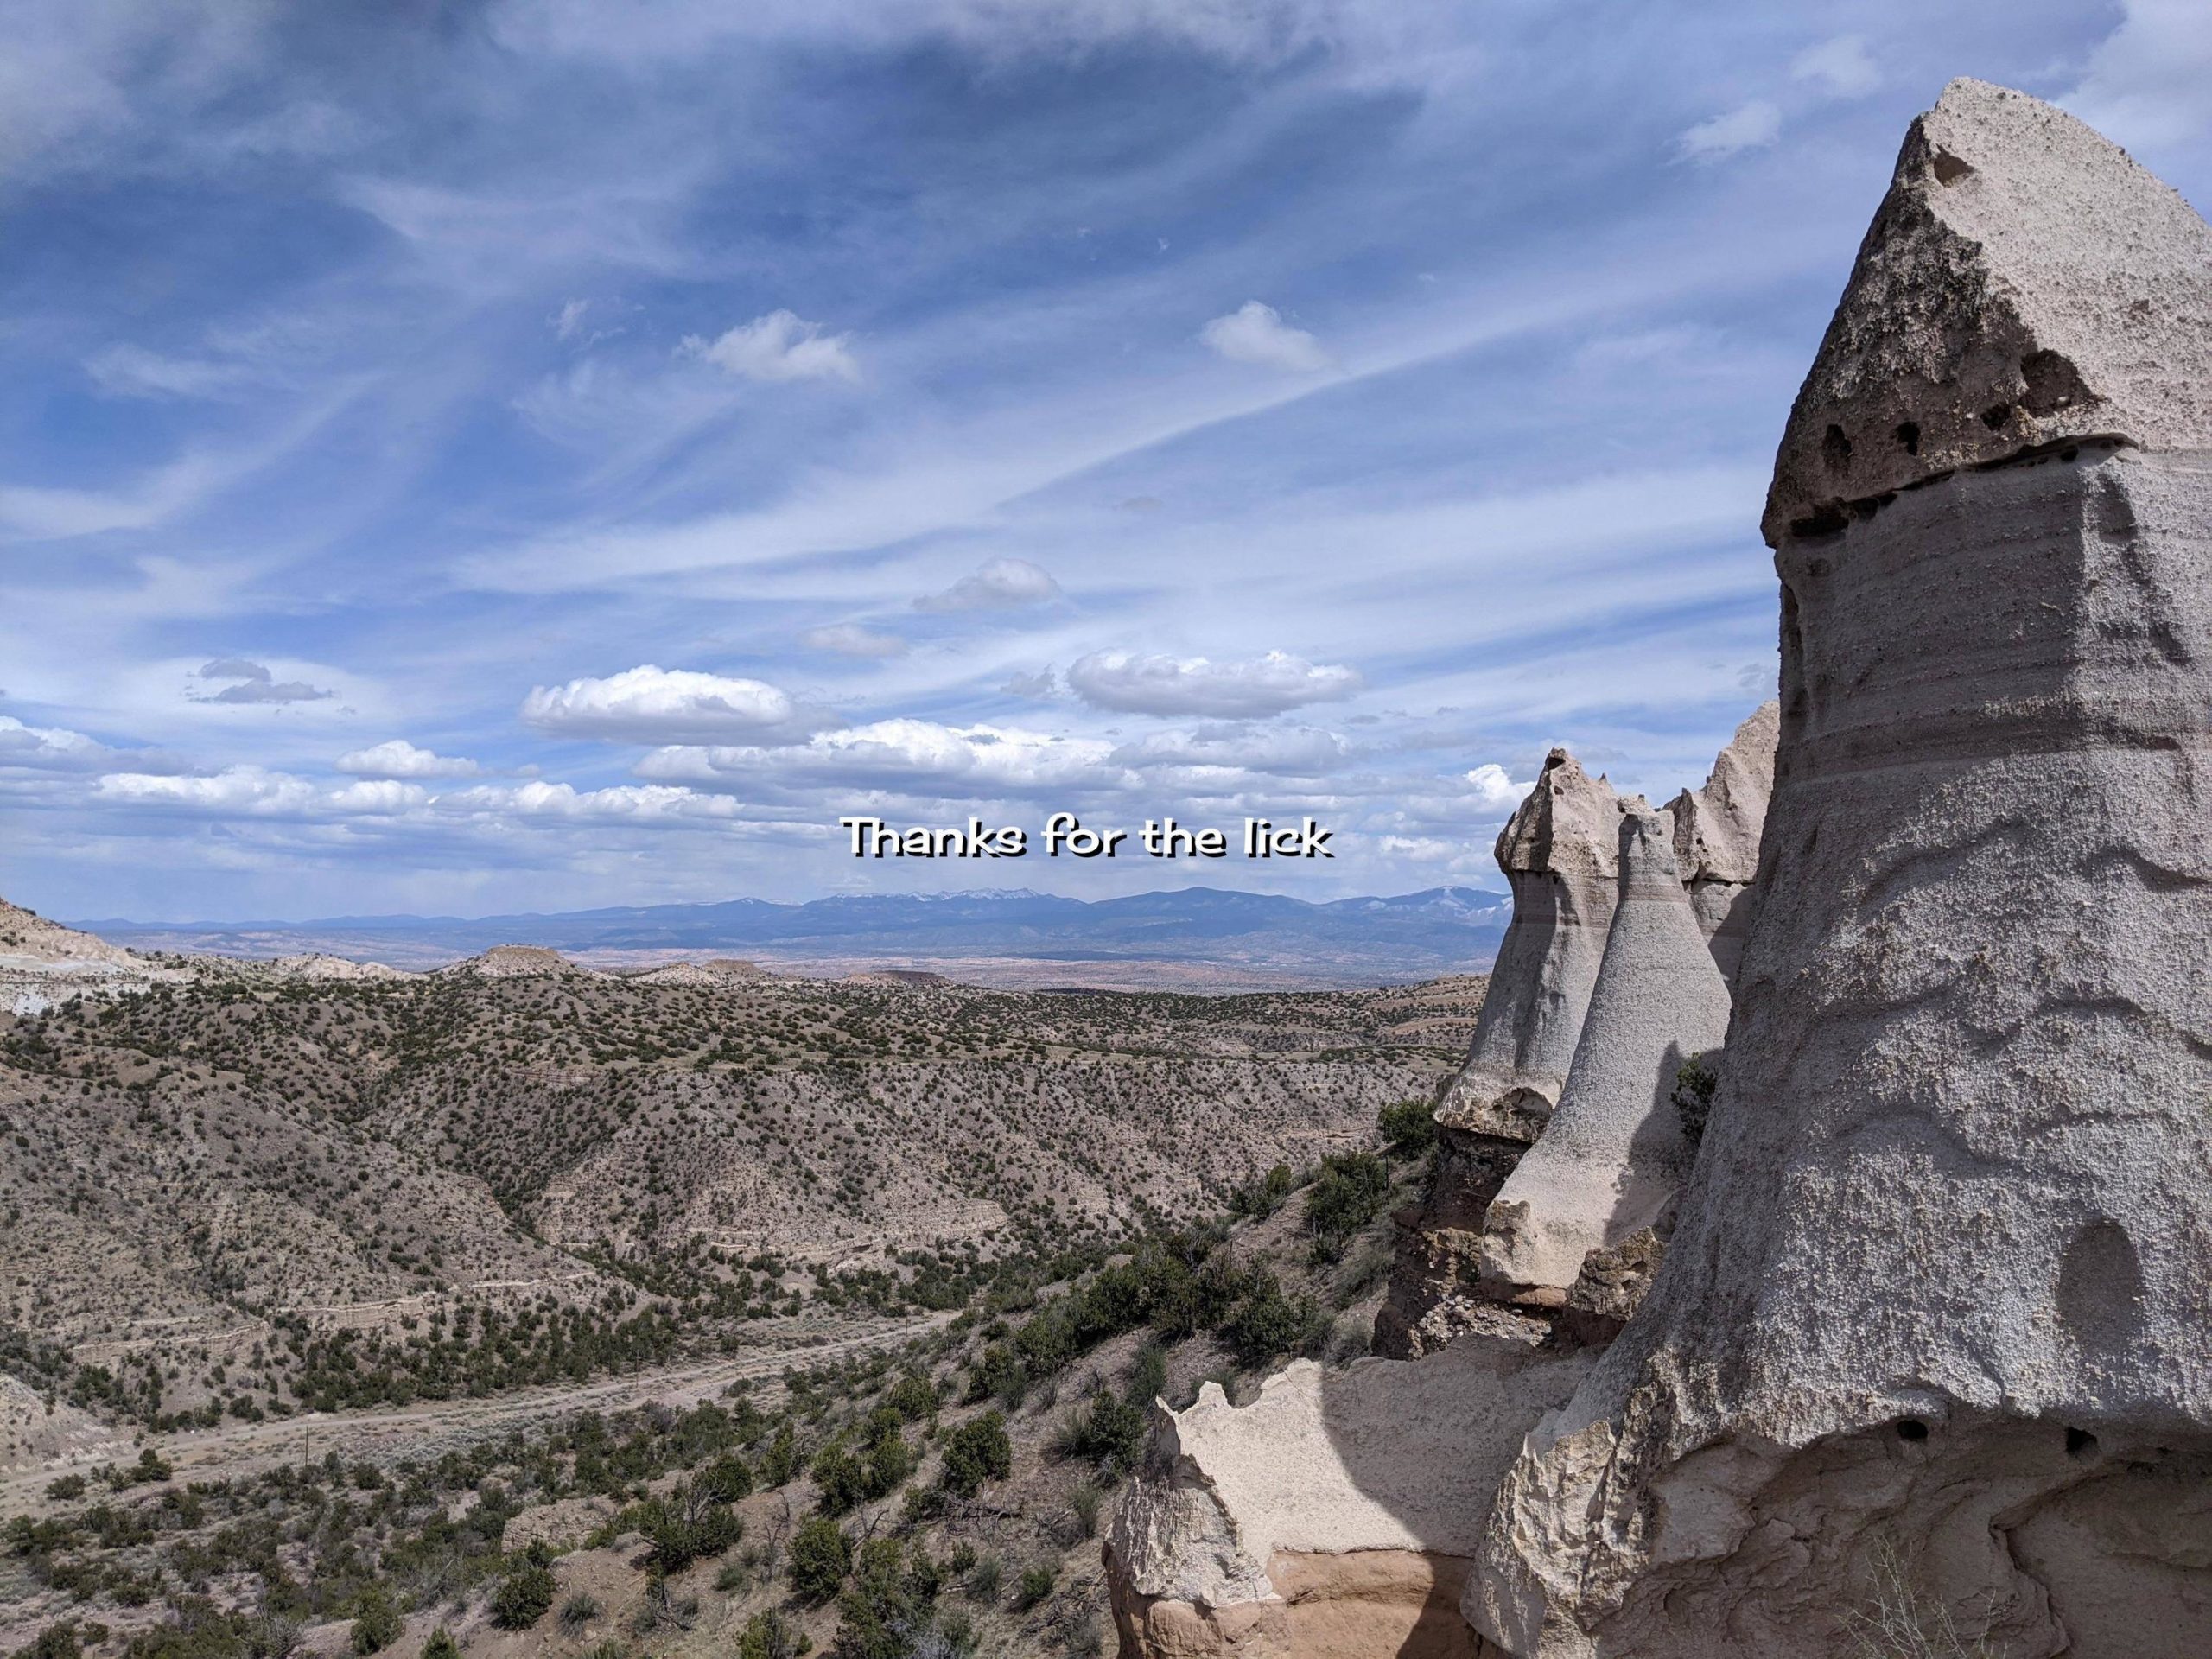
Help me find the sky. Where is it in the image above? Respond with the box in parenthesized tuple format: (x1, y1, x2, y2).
(3, 0, 2209, 923)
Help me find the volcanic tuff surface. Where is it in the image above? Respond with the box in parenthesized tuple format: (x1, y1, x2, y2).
(1473, 79, 2212, 1659)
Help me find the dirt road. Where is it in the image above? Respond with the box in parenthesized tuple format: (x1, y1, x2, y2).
(0, 1313, 949, 1517)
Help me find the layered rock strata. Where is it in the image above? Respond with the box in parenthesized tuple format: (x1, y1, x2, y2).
(1470, 79, 2212, 1659)
(1107, 1341, 1594, 1659)
(1477, 803, 1732, 1306)
(1663, 700, 1777, 983)
(1375, 752, 1621, 1357)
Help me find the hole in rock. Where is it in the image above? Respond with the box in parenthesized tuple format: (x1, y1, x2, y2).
(2066, 1427, 2098, 1459)
(1931, 149, 1974, 185)
(1896, 1419, 1929, 1442)
(2021, 349, 2088, 416)
(1821, 423, 1853, 476)
(1895, 422, 1921, 455)
(1981, 404, 2012, 430)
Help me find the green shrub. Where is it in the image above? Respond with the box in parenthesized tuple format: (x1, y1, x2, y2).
(700, 1452, 753, 1502)
(639, 1476, 741, 1568)
(1303, 1153, 1394, 1247)
(488, 1552, 556, 1630)
(1672, 1053, 1719, 1146)
(43, 1476, 86, 1503)
(1015, 1562, 1057, 1610)
(963, 1554, 1003, 1604)
(559, 1592, 601, 1632)
(1218, 1270, 1325, 1369)
(886, 1371, 938, 1421)
(938, 1412, 1012, 1498)
(1052, 1388, 1145, 1475)
(788, 1515, 851, 1603)
(420, 1630, 460, 1659)
(1377, 1098, 1438, 1158)
(349, 1586, 402, 1654)
(736, 1608, 810, 1659)
(1228, 1162, 1296, 1221)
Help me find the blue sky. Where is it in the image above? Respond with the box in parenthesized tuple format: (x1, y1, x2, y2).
(3, 0, 2209, 922)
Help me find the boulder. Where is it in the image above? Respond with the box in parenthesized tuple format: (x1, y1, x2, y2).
(1470, 79, 2212, 1659)
(1663, 701, 1777, 983)
(1477, 803, 1732, 1304)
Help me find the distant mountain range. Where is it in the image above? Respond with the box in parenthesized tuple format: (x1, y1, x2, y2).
(79, 886, 1510, 986)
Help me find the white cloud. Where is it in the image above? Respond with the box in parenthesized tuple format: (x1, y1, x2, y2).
(2065, 0, 2212, 148)
(326, 779, 430, 814)
(1676, 100, 1781, 162)
(1002, 668, 1057, 698)
(1789, 35, 1879, 99)
(1110, 723, 1351, 775)
(641, 718, 1123, 795)
(436, 780, 740, 823)
(521, 664, 799, 742)
(85, 343, 258, 401)
(912, 556, 1063, 613)
(1065, 649, 1361, 717)
(1463, 762, 1528, 815)
(96, 766, 321, 815)
(335, 738, 480, 779)
(0, 715, 123, 773)
(799, 622, 907, 658)
(555, 298, 589, 340)
(1198, 301, 1329, 372)
(680, 309, 861, 384)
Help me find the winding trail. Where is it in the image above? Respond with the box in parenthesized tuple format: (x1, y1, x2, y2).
(1, 1313, 949, 1517)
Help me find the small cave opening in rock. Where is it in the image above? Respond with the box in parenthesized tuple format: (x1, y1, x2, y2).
(2066, 1427, 2099, 1459)
(1821, 423, 1853, 476)
(1895, 421, 1921, 455)
(1981, 404, 2012, 429)
(1896, 1418, 1929, 1442)
(1931, 148, 1975, 185)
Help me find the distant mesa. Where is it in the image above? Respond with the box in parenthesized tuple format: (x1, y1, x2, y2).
(842, 969, 952, 988)
(269, 952, 410, 982)
(437, 944, 590, 979)
(629, 958, 773, 986)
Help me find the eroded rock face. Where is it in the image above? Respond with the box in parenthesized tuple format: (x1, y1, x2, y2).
(1470, 79, 2212, 1659)
(1477, 804, 1732, 1305)
(1663, 701, 1777, 984)
(1376, 754, 1621, 1357)
(1435, 752, 1624, 1142)
(1763, 77, 2212, 543)
(1107, 1342, 1592, 1659)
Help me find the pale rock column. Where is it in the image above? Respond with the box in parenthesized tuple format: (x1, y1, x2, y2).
(1375, 751, 1621, 1357)
(1468, 79, 2212, 1659)
(1664, 700, 1778, 985)
(1477, 803, 1732, 1306)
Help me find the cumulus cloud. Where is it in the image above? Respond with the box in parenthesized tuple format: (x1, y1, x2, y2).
(335, 738, 480, 779)
(1676, 100, 1781, 162)
(1463, 762, 1529, 815)
(1065, 648, 1361, 717)
(194, 658, 334, 704)
(680, 309, 860, 384)
(1198, 300, 1329, 372)
(1002, 668, 1057, 698)
(912, 556, 1063, 613)
(1789, 35, 1879, 98)
(0, 715, 113, 773)
(799, 622, 907, 658)
(97, 766, 321, 814)
(521, 664, 799, 742)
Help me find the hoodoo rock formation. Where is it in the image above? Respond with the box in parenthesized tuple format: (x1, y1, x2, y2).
(1375, 751, 1621, 1357)
(1477, 803, 1732, 1309)
(1470, 79, 2212, 1658)
(1663, 700, 1777, 983)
